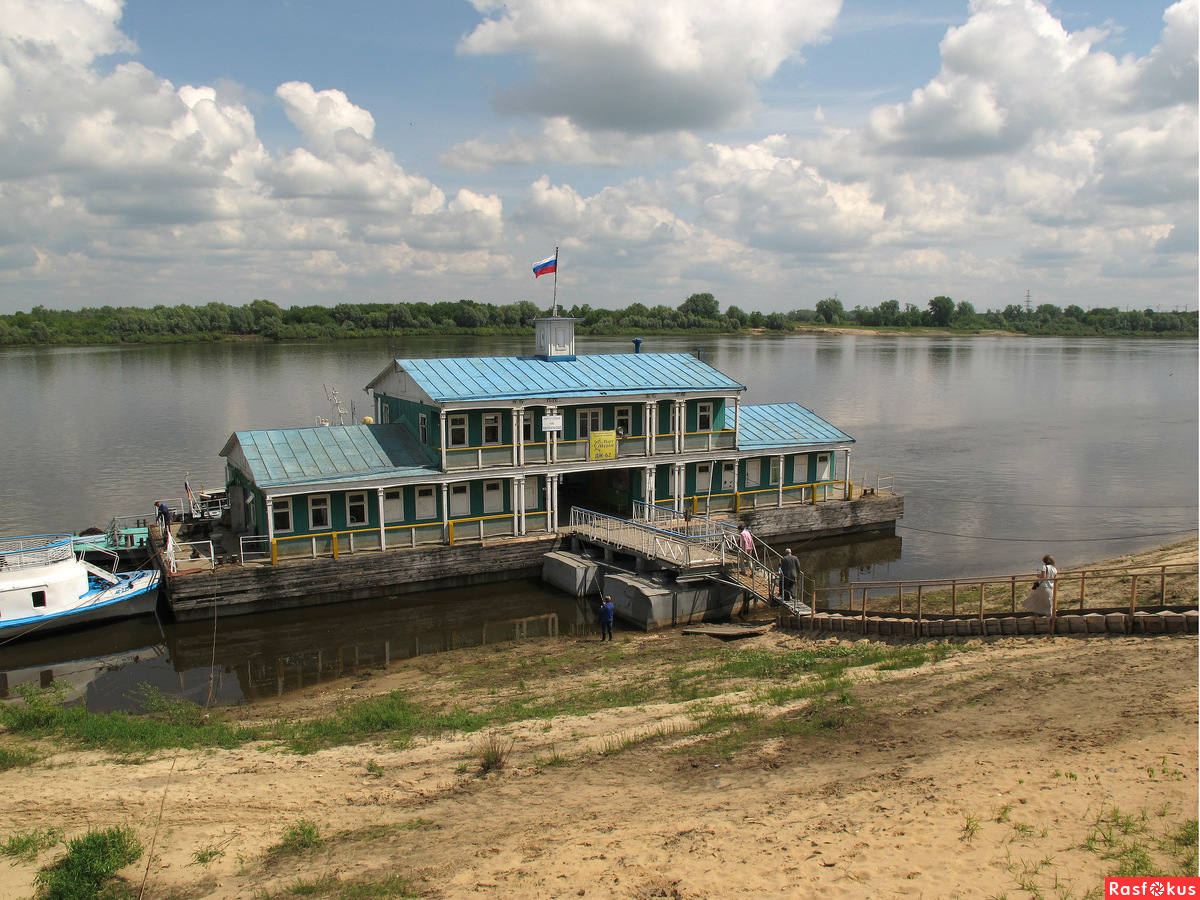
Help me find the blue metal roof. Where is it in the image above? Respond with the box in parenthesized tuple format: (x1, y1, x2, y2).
(393, 352, 745, 403)
(225, 424, 436, 489)
(737, 403, 854, 450)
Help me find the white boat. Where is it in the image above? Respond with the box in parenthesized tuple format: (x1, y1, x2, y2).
(0, 534, 160, 642)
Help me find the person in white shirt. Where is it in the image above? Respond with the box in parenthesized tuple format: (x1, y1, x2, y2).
(1022, 554, 1058, 616)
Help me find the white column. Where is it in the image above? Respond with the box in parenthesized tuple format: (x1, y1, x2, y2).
(645, 402, 655, 456)
(516, 407, 526, 465)
(733, 396, 741, 448)
(644, 466, 655, 506)
(844, 448, 853, 500)
(265, 498, 275, 542)
(439, 410, 448, 470)
(675, 401, 684, 453)
(377, 488, 386, 551)
(674, 464, 684, 512)
(511, 408, 520, 467)
(440, 483, 449, 542)
(777, 455, 785, 507)
(549, 474, 559, 529)
(547, 405, 557, 463)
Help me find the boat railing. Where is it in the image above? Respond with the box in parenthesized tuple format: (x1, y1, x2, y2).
(569, 507, 727, 568)
(630, 499, 728, 536)
(0, 534, 76, 571)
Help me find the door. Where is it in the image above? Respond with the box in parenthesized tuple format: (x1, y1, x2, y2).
(721, 462, 736, 491)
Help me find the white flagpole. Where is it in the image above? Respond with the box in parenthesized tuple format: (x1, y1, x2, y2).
(552, 245, 559, 317)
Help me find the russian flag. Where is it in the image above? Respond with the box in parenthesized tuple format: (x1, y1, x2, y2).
(532, 254, 557, 278)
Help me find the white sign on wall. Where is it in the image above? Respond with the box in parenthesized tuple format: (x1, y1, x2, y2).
(541, 414, 563, 432)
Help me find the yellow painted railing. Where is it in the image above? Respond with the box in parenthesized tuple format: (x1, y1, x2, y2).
(666, 480, 849, 515)
(267, 511, 551, 563)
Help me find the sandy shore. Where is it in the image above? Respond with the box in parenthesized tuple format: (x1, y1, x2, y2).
(0, 545, 1196, 899)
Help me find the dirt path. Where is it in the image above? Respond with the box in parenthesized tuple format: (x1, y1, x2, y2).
(1, 628, 1195, 899)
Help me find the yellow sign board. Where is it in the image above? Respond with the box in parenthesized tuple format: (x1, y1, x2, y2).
(588, 429, 617, 460)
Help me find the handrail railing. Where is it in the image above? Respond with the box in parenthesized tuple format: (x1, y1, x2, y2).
(0, 534, 76, 570)
(811, 563, 1197, 627)
(569, 507, 726, 568)
(167, 539, 215, 572)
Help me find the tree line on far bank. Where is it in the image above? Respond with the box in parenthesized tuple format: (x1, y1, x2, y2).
(0, 293, 1194, 345)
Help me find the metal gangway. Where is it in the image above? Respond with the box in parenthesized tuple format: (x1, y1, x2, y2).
(568, 504, 811, 617)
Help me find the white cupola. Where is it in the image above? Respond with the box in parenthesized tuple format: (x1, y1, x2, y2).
(533, 316, 578, 361)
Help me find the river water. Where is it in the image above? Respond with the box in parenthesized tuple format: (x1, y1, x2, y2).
(1, 334, 1195, 708)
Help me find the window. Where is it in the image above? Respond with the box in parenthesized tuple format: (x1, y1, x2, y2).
(577, 408, 602, 438)
(32, 590, 46, 608)
(272, 497, 293, 533)
(791, 454, 809, 484)
(309, 495, 331, 530)
(418, 413, 428, 444)
(483, 480, 503, 513)
(769, 458, 780, 486)
(415, 487, 436, 519)
(697, 402, 713, 432)
(448, 415, 468, 448)
(523, 476, 541, 510)
(449, 484, 470, 517)
(379, 401, 391, 424)
(744, 459, 761, 489)
(522, 411, 534, 442)
(346, 492, 368, 526)
(696, 462, 712, 492)
(482, 413, 502, 445)
(383, 489, 403, 523)
(615, 406, 632, 437)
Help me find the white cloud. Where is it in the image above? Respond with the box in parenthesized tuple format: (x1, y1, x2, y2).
(0, 2, 506, 306)
(459, 0, 841, 132)
(440, 116, 703, 171)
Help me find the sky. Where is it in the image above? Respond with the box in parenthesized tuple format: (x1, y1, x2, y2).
(0, 0, 1195, 316)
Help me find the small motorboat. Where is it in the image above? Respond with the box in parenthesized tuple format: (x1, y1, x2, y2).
(0, 534, 160, 642)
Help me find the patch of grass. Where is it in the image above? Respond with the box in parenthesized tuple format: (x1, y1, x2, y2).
(996, 804, 1013, 823)
(477, 733, 514, 774)
(533, 746, 569, 767)
(2, 827, 64, 863)
(1163, 819, 1198, 874)
(33, 825, 142, 900)
(268, 820, 323, 858)
(364, 759, 384, 778)
(961, 815, 981, 843)
(189, 844, 226, 867)
(0, 682, 260, 754)
(0, 745, 38, 770)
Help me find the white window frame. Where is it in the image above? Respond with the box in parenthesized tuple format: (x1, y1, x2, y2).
(379, 401, 391, 425)
(577, 407, 602, 439)
(272, 497, 294, 534)
(615, 406, 632, 437)
(346, 492, 368, 527)
(418, 413, 428, 444)
(696, 462, 712, 492)
(383, 489, 403, 523)
(744, 459, 761, 489)
(448, 414, 469, 448)
(482, 413, 502, 446)
(523, 476, 541, 510)
(415, 487, 436, 520)
(308, 494, 331, 531)
(523, 411, 534, 442)
(449, 483, 471, 517)
(483, 480, 503, 514)
(697, 401, 713, 432)
(769, 458, 781, 486)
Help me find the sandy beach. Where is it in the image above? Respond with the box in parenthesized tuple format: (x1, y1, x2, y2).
(0, 544, 1196, 899)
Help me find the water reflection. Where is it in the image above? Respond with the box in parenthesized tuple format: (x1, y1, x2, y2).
(1, 579, 599, 711)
